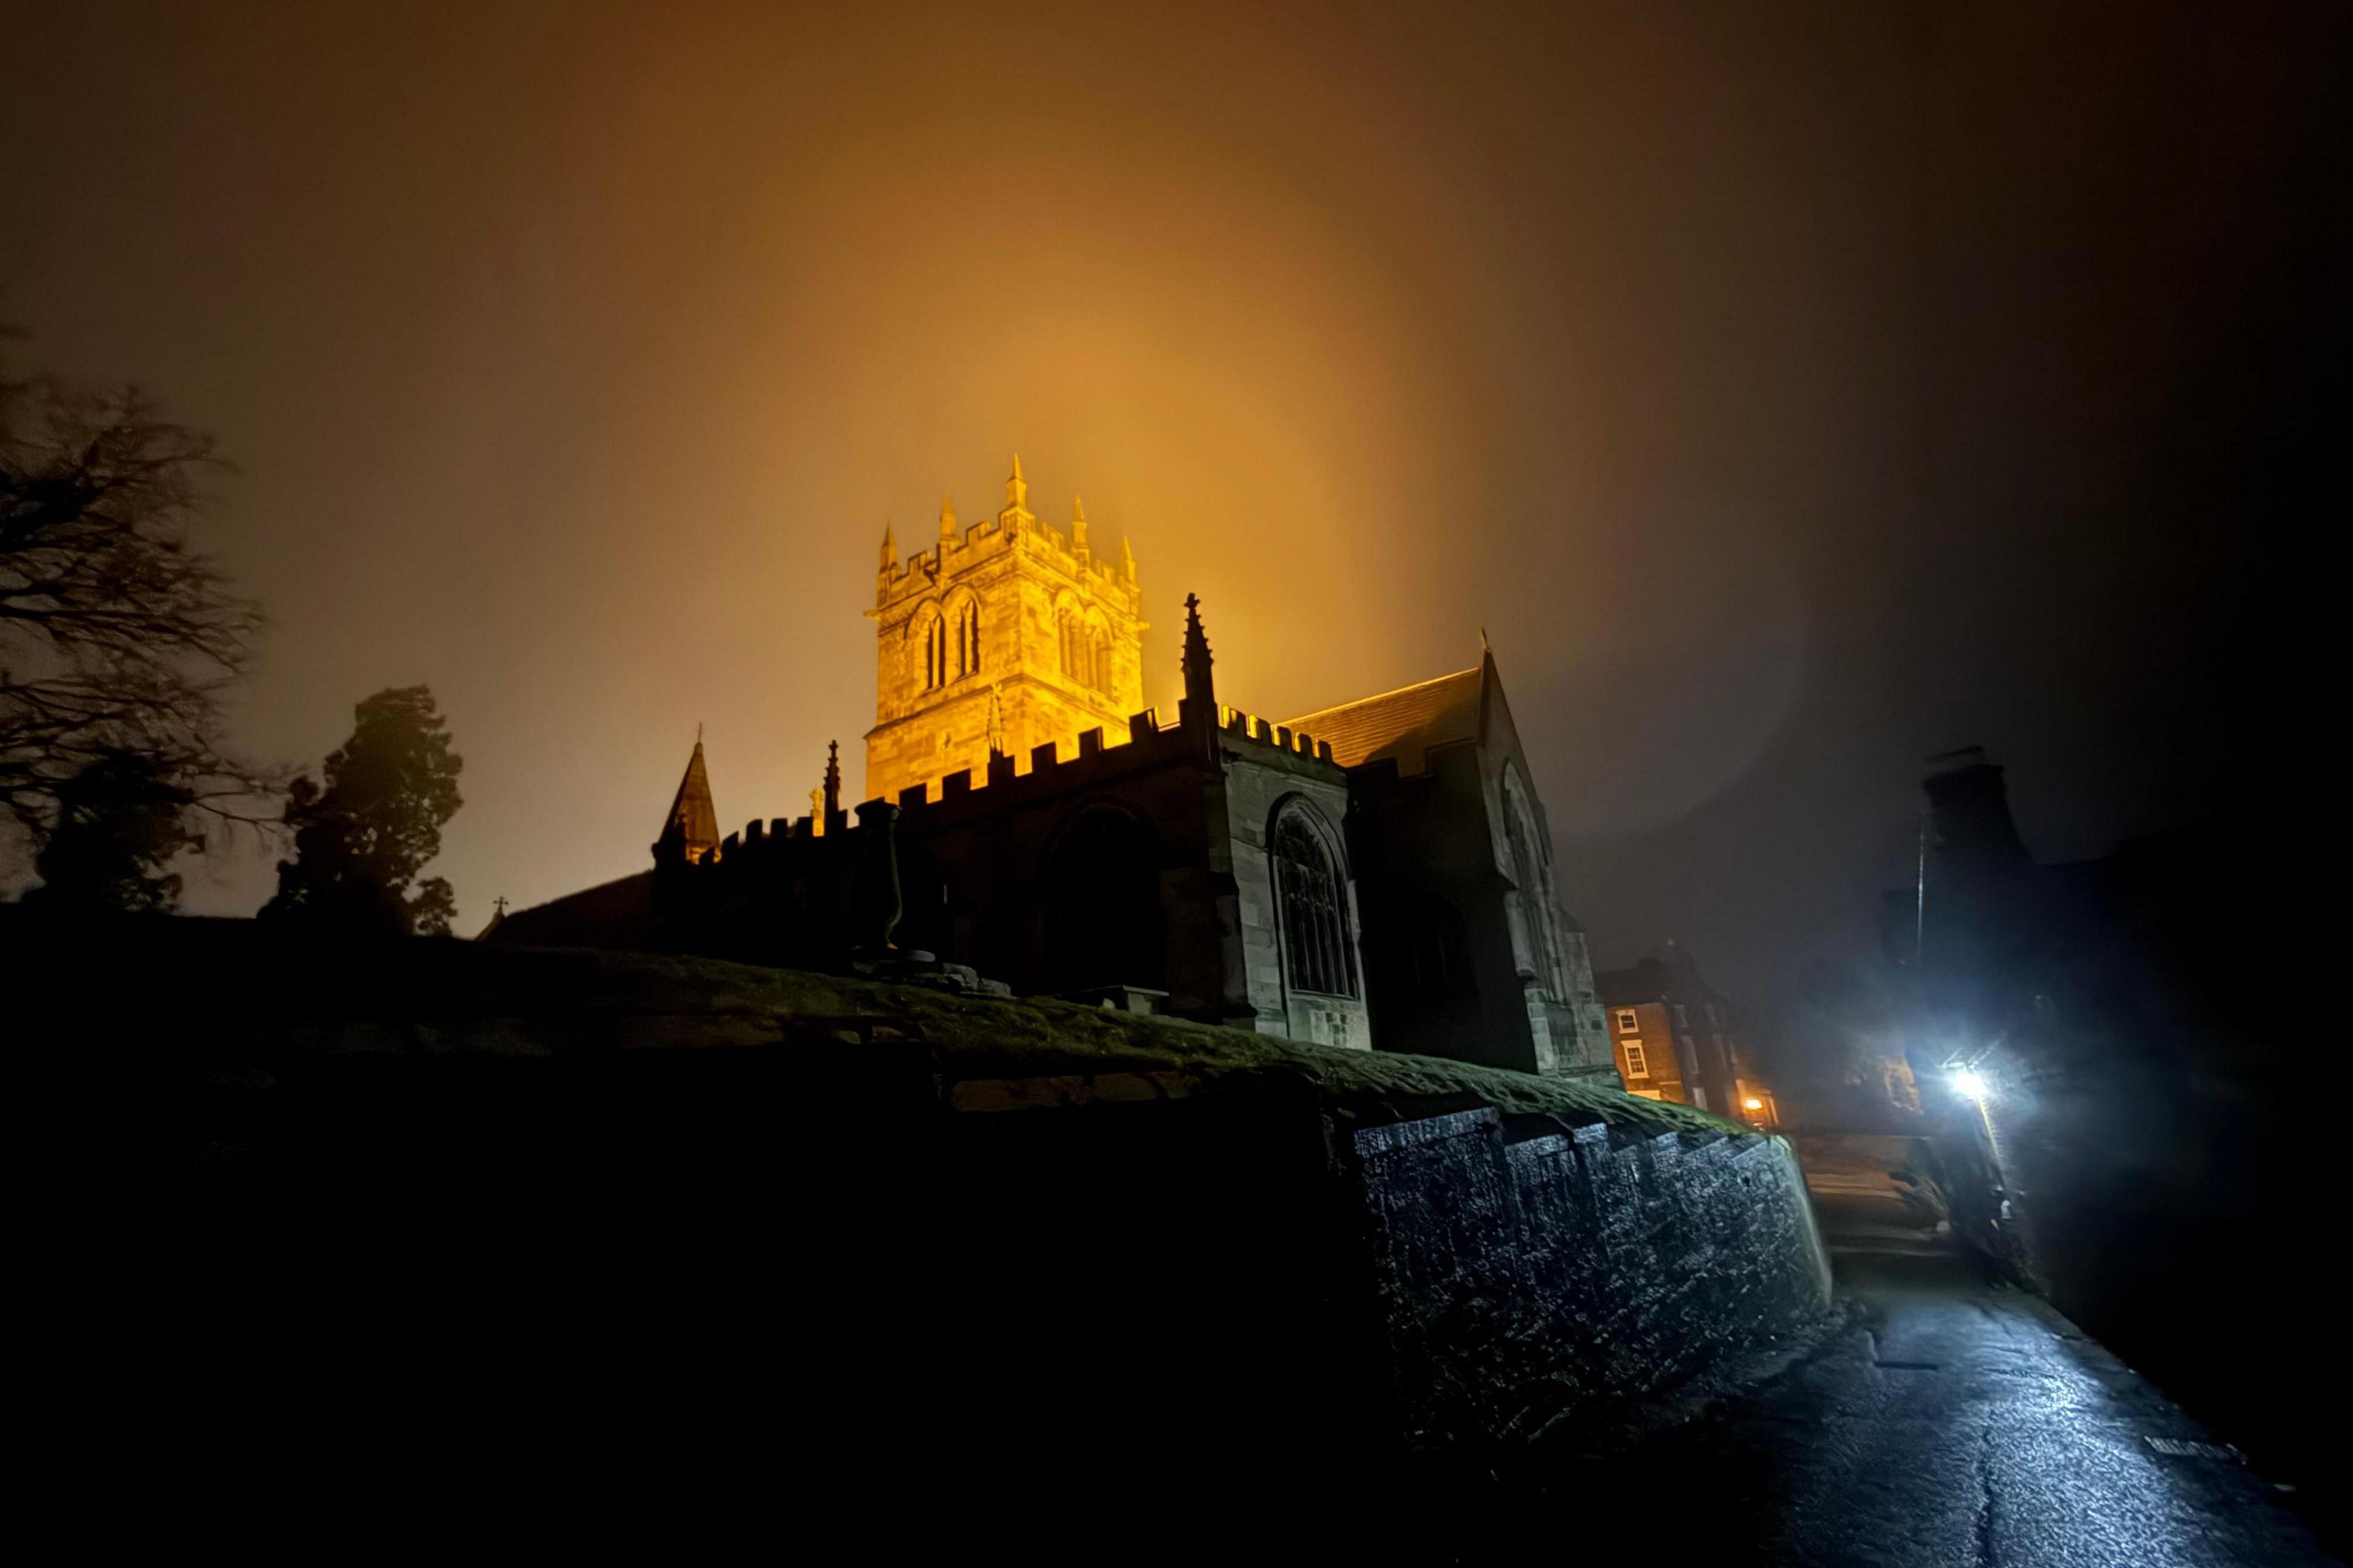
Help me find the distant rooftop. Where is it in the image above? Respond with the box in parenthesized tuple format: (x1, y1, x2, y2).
(1284, 665, 1483, 771)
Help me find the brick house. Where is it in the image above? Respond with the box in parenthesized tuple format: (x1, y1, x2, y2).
(1596, 948, 1778, 1127)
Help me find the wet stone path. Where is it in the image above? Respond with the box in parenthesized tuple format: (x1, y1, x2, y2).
(1540, 1207, 2336, 1566)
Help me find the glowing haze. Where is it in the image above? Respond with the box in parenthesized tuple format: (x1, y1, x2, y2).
(4, 2, 2335, 1023)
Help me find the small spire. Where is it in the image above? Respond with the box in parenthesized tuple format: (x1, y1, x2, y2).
(1006, 454, 1028, 512)
(1071, 496, 1089, 559)
(939, 493, 957, 544)
(1120, 534, 1136, 585)
(655, 737, 721, 866)
(823, 739, 842, 818)
(880, 520, 896, 571)
(1181, 591, 1216, 719)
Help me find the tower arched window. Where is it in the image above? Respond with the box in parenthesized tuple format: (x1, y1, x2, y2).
(1271, 806, 1356, 998)
(1089, 627, 1112, 694)
(945, 597, 979, 681)
(915, 607, 948, 692)
(1056, 606, 1080, 685)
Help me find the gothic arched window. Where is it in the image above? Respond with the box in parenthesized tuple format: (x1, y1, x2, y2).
(945, 596, 979, 681)
(1271, 805, 1355, 997)
(914, 606, 948, 692)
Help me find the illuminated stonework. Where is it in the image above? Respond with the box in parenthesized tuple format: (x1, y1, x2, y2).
(500, 466, 1615, 1078)
(865, 456, 1146, 806)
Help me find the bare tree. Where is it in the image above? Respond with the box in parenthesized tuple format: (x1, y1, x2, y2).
(1, 330, 273, 880)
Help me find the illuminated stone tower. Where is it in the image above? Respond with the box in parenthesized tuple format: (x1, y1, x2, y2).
(865, 456, 1146, 805)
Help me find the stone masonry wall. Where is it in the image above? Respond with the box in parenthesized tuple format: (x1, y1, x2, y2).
(1219, 742, 1369, 1048)
(1354, 1106, 1830, 1452)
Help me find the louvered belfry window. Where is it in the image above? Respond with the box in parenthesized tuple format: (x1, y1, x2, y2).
(1273, 810, 1355, 997)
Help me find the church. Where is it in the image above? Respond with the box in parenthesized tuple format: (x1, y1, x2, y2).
(487, 458, 1613, 1078)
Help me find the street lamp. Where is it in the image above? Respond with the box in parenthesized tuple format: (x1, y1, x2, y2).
(1949, 1066, 1990, 1102)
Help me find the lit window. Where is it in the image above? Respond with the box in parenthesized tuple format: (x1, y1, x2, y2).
(1614, 1009, 1639, 1033)
(1623, 1040, 1650, 1079)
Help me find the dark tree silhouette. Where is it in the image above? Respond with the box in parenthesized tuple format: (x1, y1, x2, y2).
(262, 685, 462, 937)
(21, 748, 200, 913)
(1, 331, 269, 868)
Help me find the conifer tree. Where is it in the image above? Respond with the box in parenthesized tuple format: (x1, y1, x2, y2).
(21, 749, 199, 913)
(261, 685, 461, 936)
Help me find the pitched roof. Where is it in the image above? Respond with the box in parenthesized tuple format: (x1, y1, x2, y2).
(658, 740, 719, 855)
(1283, 665, 1485, 772)
(477, 871, 656, 950)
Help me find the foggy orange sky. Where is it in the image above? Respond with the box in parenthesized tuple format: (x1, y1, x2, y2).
(5, 2, 2340, 1021)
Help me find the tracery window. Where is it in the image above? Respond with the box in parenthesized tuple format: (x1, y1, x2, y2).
(918, 600, 979, 691)
(1272, 807, 1355, 997)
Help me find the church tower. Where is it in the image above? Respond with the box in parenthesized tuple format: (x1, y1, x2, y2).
(865, 456, 1146, 805)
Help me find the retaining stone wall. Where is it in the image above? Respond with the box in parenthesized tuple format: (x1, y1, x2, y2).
(31, 915, 1827, 1472)
(1355, 1106, 1830, 1450)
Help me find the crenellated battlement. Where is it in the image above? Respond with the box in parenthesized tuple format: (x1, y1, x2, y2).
(1215, 703, 1338, 765)
(678, 688, 1344, 906)
(866, 456, 1146, 808)
(879, 705, 1178, 820)
(875, 509, 1140, 615)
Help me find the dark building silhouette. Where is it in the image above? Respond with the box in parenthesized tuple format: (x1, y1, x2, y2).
(1290, 648, 1612, 1074)
(1878, 746, 2338, 1529)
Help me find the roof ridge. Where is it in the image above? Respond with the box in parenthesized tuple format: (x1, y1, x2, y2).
(1281, 664, 1482, 727)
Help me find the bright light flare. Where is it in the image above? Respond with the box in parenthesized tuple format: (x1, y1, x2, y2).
(1743, 1097, 1765, 1112)
(1949, 1067, 1990, 1102)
